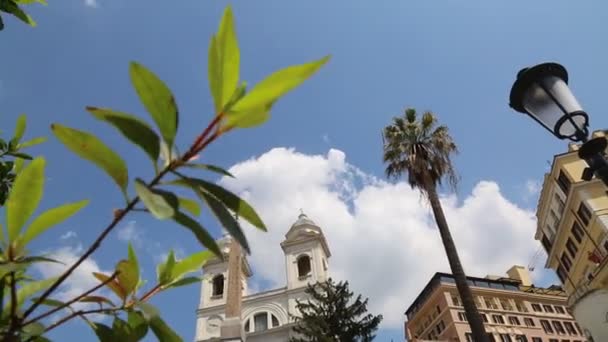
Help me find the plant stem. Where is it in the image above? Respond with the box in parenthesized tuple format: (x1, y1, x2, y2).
(23, 272, 119, 326)
(7, 272, 18, 341)
(188, 114, 223, 157)
(44, 307, 122, 333)
(138, 284, 162, 303)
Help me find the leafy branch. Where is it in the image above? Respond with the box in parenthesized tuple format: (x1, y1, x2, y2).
(0, 5, 329, 341)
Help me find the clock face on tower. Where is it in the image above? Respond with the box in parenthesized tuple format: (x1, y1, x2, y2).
(207, 316, 223, 334)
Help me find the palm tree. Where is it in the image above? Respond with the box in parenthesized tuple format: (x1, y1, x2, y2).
(382, 108, 488, 342)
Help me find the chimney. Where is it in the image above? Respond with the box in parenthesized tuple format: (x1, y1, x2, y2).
(506, 265, 532, 286)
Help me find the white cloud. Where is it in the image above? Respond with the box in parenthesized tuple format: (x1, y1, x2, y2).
(219, 147, 539, 328)
(523, 179, 541, 202)
(85, 0, 98, 8)
(59, 231, 77, 240)
(32, 245, 112, 320)
(117, 220, 142, 247)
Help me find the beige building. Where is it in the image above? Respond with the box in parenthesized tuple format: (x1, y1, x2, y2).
(534, 130, 608, 340)
(404, 266, 586, 342)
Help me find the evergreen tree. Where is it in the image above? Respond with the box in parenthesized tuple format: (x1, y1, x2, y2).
(290, 278, 383, 342)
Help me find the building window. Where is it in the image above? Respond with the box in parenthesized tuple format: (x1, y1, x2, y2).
(541, 234, 553, 252)
(485, 297, 497, 309)
(574, 322, 582, 335)
(577, 202, 592, 226)
(501, 300, 513, 311)
(555, 306, 566, 314)
(564, 321, 577, 335)
(524, 317, 535, 327)
(565, 238, 578, 259)
(541, 320, 554, 334)
(458, 312, 468, 321)
(556, 170, 571, 194)
(560, 253, 573, 272)
(451, 294, 462, 306)
(465, 333, 474, 342)
(571, 222, 584, 243)
(554, 193, 566, 214)
(548, 339, 558, 342)
(244, 319, 250, 332)
(515, 335, 528, 342)
(297, 255, 312, 278)
(212, 274, 224, 297)
(492, 315, 505, 324)
(531, 338, 542, 342)
(508, 316, 521, 325)
(436, 320, 445, 334)
(499, 334, 513, 342)
(254, 313, 268, 332)
(556, 265, 568, 284)
(271, 314, 279, 328)
(552, 321, 565, 334)
(543, 305, 555, 313)
(481, 313, 489, 323)
(531, 303, 543, 312)
(515, 301, 528, 312)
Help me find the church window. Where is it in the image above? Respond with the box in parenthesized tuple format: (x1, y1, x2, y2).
(297, 255, 312, 278)
(271, 314, 279, 328)
(212, 274, 224, 297)
(254, 313, 268, 332)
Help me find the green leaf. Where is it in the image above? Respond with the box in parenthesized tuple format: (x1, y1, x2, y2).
(13, 114, 26, 142)
(116, 259, 138, 298)
(177, 197, 200, 217)
(172, 213, 221, 258)
(128, 311, 149, 341)
(136, 302, 160, 320)
(171, 250, 213, 280)
(19, 136, 46, 149)
(224, 102, 272, 129)
(19, 256, 64, 265)
(92, 322, 116, 342)
(181, 177, 265, 231)
(30, 297, 65, 308)
(87, 107, 161, 165)
(157, 250, 176, 286)
(134, 179, 177, 220)
(51, 124, 128, 194)
(182, 163, 234, 178)
(13, 157, 24, 174)
(128, 243, 140, 291)
(3, 1, 36, 27)
(129, 62, 178, 149)
(6, 157, 45, 241)
(93, 272, 126, 300)
(208, 6, 240, 113)
(165, 276, 202, 289)
(229, 55, 330, 113)
(15, 277, 57, 309)
(22, 321, 45, 338)
(149, 315, 182, 342)
(112, 316, 132, 339)
(20, 200, 89, 246)
(0, 262, 27, 280)
(6, 152, 32, 160)
(15, 0, 48, 4)
(79, 295, 115, 307)
(199, 190, 249, 254)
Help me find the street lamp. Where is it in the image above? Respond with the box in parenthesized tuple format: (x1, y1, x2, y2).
(509, 62, 608, 187)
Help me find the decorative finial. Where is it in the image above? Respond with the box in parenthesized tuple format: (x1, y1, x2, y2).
(298, 208, 306, 218)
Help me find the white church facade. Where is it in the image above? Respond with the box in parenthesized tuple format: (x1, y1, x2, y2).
(194, 213, 332, 341)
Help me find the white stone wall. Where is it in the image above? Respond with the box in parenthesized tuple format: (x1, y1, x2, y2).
(572, 288, 608, 341)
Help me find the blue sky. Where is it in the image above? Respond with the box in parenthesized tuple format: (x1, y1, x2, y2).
(2, 0, 608, 341)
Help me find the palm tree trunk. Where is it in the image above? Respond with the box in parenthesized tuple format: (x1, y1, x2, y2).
(424, 177, 488, 342)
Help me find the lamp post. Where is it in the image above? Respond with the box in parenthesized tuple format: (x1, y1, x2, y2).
(509, 62, 608, 187)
